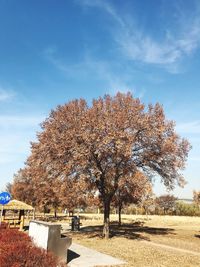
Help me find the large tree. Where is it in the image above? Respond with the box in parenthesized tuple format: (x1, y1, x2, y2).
(16, 93, 190, 238)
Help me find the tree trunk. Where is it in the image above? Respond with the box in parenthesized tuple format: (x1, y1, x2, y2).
(118, 203, 122, 226)
(33, 208, 35, 220)
(103, 200, 110, 239)
(54, 208, 57, 218)
(145, 207, 149, 220)
(43, 207, 46, 217)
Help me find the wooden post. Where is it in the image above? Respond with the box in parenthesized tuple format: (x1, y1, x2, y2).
(19, 210, 25, 230)
(33, 208, 35, 220)
(0, 205, 3, 225)
(2, 209, 6, 221)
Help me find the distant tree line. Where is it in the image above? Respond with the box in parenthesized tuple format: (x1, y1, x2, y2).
(123, 193, 200, 217)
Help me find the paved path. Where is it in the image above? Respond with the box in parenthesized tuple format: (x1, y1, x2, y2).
(141, 240, 200, 257)
(67, 243, 126, 267)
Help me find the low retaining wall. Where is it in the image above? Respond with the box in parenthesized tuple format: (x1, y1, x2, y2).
(29, 220, 72, 262)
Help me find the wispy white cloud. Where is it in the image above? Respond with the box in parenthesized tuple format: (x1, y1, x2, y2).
(0, 114, 44, 167)
(0, 115, 44, 153)
(189, 157, 200, 162)
(0, 153, 19, 164)
(175, 121, 200, 167)
(79, 57, 133, 95)
(0, 115, 44, 128)
(76, 0, 125, 26)
(116, 17, 200, 66)
(0, 87, 15, 102)
(0, 113, 45, 189)
(176, 121, 200, 134)
(44, 47, 138, 96)
(77, 0, 200, 71)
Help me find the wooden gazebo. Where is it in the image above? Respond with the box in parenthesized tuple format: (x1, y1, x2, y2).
(0, 199, 34, 230)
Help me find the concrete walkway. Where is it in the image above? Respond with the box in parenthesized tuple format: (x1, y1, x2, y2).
(67, 243, 126, 267)
(141, 240, 200, 256)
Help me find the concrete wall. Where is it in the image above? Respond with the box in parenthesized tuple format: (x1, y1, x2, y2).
(29, 221, 49, 249)
(29, 220, 72, 261)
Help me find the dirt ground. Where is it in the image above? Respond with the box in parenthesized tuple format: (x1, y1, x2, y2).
(65, 214, 200, 267)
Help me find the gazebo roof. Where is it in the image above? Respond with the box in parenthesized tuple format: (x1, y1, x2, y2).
(0, 199, 34, 211)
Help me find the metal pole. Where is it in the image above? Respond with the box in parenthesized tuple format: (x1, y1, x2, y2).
(0, 205, 3, 226)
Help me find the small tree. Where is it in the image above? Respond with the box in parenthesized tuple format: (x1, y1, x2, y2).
(193, 191, 200, 206)
(112, 172, 151, 225)
(12, 169, 37, 207)
(12, 168, 61, 217)
(155, 194, 177, 214)
(139, 186, 155, 217)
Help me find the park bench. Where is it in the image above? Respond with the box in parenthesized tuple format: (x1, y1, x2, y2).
(29, 220, 72, 262)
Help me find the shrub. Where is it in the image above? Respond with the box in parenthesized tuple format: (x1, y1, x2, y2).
(175, 201, 200, 216)
(0, 222, 8, 230)
(0, 228, 31, 243)
(0, 229, 65, 267)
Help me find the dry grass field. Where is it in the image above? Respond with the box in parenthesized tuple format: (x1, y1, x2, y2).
(65, 214, 200, 267)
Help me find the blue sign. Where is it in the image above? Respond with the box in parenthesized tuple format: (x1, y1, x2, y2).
(0, 192, 11, 205)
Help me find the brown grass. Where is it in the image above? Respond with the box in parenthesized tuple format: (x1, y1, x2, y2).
(65, 214, 200, 267)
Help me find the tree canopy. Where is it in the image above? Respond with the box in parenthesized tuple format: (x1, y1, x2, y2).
(12, 92, 191, 238)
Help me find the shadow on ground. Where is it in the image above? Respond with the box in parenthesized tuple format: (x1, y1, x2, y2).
(23, 225, 29, 231)
(67, 249, 80, 263)
(195, 233, 200, 238)
(70, 221, 175, 241)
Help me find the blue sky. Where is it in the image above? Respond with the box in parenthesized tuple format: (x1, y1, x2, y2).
(0, 0, 200, 199)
